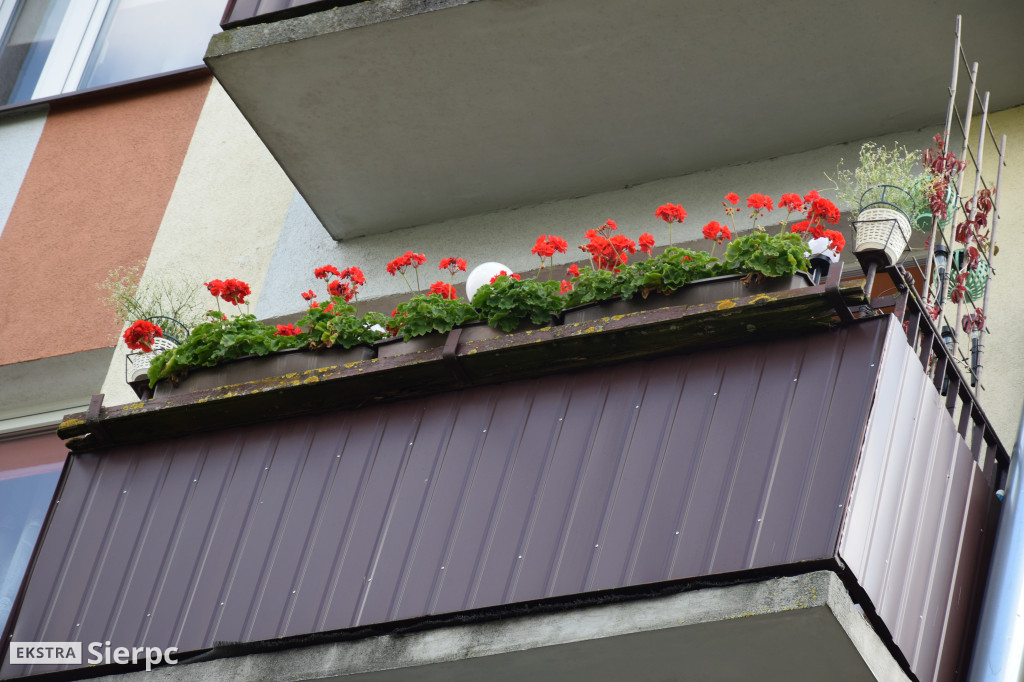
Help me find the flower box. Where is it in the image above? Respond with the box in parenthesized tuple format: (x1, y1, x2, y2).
(152, 345, 375, 397)
(563, 272, 814, 324)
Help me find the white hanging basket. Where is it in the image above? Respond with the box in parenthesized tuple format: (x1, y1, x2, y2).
(854, 206, 912, 267)
(126, 337, 179, 382)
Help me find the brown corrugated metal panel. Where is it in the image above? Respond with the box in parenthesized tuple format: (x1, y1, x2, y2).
(838, 318, 996, 682)
(3, 323, 887, 678)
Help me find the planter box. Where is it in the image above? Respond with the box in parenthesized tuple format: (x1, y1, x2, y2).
(563, 272, 813, 324)
(152, 345, 375, 397)
(376, 319, 558, 358)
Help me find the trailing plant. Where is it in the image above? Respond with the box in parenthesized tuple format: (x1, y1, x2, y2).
(98, 259, 207, 341)
(471, 272, 563, 332)
(826, 141, 923, 220)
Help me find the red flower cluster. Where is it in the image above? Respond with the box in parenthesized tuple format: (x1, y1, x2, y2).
(489, 270, 521, 284)
(778, 193, 804, 213)
(313, 264, 366, 303)
(314, 265, 341, 280)
(275, 323, 302, 336)
(746, 194, 774, 212)
(428, 281, 457, 299)
(701, 221, 731, 244)
(579, 221, 636, 272)
(807, 197, 841, 225)
(123, 319, 163, 352)
(824, 230, 845, 253)
(560, 279, 573, 293)
(655, 203, 687, 224)
(566, 264, 580, 278)
(439, 257, 468, 274)
(204, 278, 251, 305)
(962, 308, 986, 334)
(724, 193, 740, 206)
(532, 235, 569, 259)
(638, 232, 655, 255)
(386, 251, 427, 276)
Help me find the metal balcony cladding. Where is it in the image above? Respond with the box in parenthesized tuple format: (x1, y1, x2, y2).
(5, 319, 889, 678)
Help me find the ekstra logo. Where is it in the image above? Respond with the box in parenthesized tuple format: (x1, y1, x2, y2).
(10, 641, 178, 671)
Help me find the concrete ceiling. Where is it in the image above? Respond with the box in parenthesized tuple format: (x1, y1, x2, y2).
(205, 0, 1024, 240)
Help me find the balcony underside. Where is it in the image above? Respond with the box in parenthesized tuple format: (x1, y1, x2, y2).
(204, 0, 1024, 239)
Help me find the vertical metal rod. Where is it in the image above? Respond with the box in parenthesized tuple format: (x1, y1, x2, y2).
(924, 16, 962, 307)
(974, 134, 1006, 387)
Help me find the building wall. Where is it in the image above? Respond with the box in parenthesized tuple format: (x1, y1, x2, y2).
(0, 78, 211, 366)
(97, 81, 296, 406)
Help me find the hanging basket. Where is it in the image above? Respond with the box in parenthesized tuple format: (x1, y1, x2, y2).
(854, 207, 912, 267)
(126, 337, 179, 382)
(950, 249, 989, 303)
(914, 184, 959, 232)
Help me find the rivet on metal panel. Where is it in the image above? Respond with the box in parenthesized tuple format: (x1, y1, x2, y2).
(713, 392, 718, 396)
(518, 555, 523, 559)
(441, 566, 445, 570)
(483, 429, 487, 432)
(219, 602, 224, 606)
(757, 518, 762, 522)
(594, 544, 599, 548)
(292, 590, 296, 594)
(264, 467, 268, 470)
(193, 479, 197, 483)
(336, 455, 340, 458)
(870, 364, 875, 367)
(635, 405, 639, 408)
(675, 531, 679, 535)
(122, 490, 126, 494)
(75, 623, 80, 627)
(146, 613, 150, 617)
(409, 442, 413, 446)
(559, 418, 563, 421)
(793, 378, 797, 382)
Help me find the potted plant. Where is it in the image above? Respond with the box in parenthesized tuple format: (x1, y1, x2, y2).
(379, 255, 480, 356)
(471, 269, 564, 333)
(828, 141, 921, 266)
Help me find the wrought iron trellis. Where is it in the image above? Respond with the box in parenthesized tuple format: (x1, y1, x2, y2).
(920, 15, 1007, 389)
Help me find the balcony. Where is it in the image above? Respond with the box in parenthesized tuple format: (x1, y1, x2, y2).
(0, 269, 1008, 680)
(204, 0, 1024, 240)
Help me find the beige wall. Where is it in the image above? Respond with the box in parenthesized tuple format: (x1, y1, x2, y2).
(99, 81, 296, 405)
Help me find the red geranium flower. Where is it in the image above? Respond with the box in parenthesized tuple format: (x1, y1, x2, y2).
(702, 221, 731, 243)
(654, 203, 687, 223)
(779, 193, 804, 213)
(439, 257, 468, 273)
(314, 265, 341, 280)
(639, 232, 655, 255)
(123, 319, 163, 352)
(339, 266, 366, 286)
(560, 279, 573, 293)
(386, 251, 426, 276)
(547, 235, 568, 253)
(724, 193, 740, 206)
(489, 270, 521, 284)
(275, 323, 302, 337)
(746, 193, 774, 212)
(790, 220, 810, 234)
(301, 289, 316, 301)
(205, 278, 250, 305)
(327, 279, 354, 301)
(428, 281, 457, 299)
(807, 197, 841, 225)
(823, 229, 846, 254)
(566, 264, 580, 278)
(532, 236, 556, 259)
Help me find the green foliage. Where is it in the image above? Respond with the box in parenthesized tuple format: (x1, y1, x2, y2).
(617, 248, 722, 299)
(471, 276, 562, 332)
(295, 300, 388, 349)
(391, 294, 479, 341)
(98, 259, 207, 340)
(563, 268, 619, 307)
(723, 231, 810, 278)
(826, 141, 923, 220)
(147, 313, 304, 387)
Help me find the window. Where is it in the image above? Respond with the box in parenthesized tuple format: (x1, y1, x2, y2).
(0, 463, 60, 632)
(0, 0, 224, 107)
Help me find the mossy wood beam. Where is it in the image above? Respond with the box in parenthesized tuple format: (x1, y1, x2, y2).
(58, 283, 867, 451)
